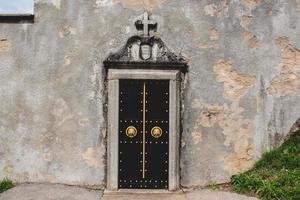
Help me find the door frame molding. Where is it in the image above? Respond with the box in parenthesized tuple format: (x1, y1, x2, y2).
(107, 69, 181, 191)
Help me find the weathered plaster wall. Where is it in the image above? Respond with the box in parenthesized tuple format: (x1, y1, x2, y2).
(0, 0, 299, 188)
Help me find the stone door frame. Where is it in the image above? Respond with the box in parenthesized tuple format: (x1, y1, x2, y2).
(106, 69, 181, 191)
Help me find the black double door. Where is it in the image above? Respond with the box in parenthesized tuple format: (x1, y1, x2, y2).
(118, 79, 169, 189)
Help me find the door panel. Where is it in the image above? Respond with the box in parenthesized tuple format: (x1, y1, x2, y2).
(118, 79, 169, 189)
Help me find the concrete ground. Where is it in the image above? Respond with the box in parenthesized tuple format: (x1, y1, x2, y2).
(0, 183, 103, 200)
(0, 183, 259, 200)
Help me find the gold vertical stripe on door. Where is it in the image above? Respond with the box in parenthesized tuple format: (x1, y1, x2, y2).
(142, 81, 146, 178)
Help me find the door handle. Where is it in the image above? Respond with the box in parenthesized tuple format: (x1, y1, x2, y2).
(126, 126, 137, 138)
(151, 126, 162, 138)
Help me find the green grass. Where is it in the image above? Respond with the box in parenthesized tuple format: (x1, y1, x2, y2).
(0, 178, 14, 193)
(208, 183, 222, 190)
(231, 128, 300, 200)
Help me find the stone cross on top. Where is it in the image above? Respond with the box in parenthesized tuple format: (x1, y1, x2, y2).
(135, 12, 157, 37)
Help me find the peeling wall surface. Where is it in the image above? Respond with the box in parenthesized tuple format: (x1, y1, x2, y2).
(0, 0, 300, 188)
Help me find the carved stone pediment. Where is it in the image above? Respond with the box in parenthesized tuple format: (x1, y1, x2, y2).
(104, 12, 188, 71)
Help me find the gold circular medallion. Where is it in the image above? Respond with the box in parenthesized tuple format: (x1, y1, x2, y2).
(151, 126, 162, 138)
(126, 126, 137, 138)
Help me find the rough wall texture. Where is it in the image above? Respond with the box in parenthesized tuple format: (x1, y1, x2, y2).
(0, 0, 299, 188)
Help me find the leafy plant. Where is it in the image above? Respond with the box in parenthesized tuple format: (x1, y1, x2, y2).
(0, 178, 14, 193)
